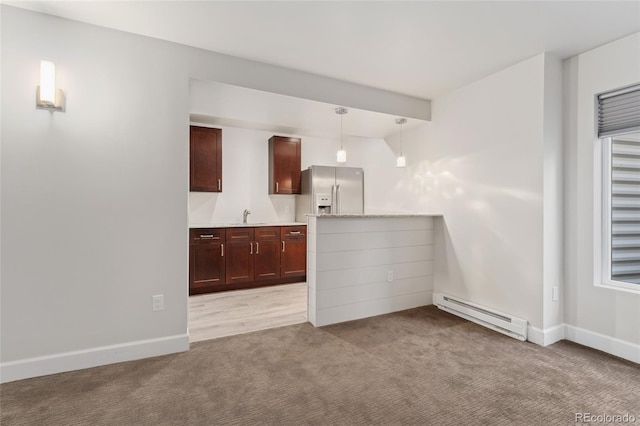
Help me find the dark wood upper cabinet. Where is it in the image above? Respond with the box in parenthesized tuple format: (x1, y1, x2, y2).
(190, 126, 222, 192)
(269, 136, 301, 194)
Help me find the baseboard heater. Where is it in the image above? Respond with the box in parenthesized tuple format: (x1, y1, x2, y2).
(433, 293, 528, 341)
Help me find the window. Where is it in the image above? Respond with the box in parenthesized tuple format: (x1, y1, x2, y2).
(602, 134, 640, 290)
(597, 84, 640, 291)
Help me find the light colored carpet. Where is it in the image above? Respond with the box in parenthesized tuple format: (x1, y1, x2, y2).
(1, 306, 638, 425)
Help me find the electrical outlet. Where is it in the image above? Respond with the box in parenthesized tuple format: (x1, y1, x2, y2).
(552, 287, 559, 302)
(152, 294, 164, 311)
(284, 205, 290, 214)
(387, 271, 394, 282)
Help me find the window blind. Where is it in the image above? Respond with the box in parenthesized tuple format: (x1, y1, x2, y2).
(598, 85, 640, 137)
(611, 137, 640, 284)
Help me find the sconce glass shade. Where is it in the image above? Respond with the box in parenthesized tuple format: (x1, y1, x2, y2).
(396, 155, 406, 168)
(37, 60, 65, 111)
(40, 61, 56, 104)
(337, 149, 347, 163)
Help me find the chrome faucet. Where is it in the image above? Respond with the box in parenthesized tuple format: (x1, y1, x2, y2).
(242, 209, 251, 224)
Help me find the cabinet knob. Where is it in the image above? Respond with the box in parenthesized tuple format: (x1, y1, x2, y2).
(282, 241, 285, 252)
(221, 243, 224, 257)
(276, 181, 279, 193)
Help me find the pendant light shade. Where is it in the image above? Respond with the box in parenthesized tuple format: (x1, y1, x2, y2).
(396, 117, 407, 168)
(336, 107, 348, 163)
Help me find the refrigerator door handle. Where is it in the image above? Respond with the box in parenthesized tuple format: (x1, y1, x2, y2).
(331, 185, 336, 214)
(336, 184, 341, 214)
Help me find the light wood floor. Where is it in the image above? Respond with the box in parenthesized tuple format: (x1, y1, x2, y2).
(188, 282, 308, 343)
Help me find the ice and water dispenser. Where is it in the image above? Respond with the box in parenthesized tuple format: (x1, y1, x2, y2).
(316, 194, 332, 215)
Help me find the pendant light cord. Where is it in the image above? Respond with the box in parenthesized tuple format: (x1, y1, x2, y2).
(400, 121, 403, 156)
(340, 112, 344, 150)
(396, 117, 407, 156)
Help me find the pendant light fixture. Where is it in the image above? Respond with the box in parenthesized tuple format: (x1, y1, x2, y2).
(335, 107, 348, 163)
(396, 117, 407, 167)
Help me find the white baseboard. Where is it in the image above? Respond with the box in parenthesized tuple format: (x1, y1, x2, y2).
(564, 325, 640, 364)
(0, 333, 189, 383)
(312, 291, 433, 327)
(527, 323, 639, 364)
(527, 324, 565, 347)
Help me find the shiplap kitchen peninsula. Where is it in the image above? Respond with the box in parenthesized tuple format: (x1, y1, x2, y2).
(306, 214, 441, 326)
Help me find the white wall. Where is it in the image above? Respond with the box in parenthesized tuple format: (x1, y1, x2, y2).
(563, 33, 640, 351)
(429, 54, 550, 331)
(0, 5, 427, 382)
(367, 54, 551, 332)
(0, 6, 191, 380)
(542, 55, 564, 333)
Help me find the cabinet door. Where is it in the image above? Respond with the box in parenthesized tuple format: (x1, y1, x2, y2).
(225, 228, 255, 285)
(254, 227, 281, 281)
(281, 226, 307, 279)
(269, 136, 301, 194)
(190, 243, 225, 293)
(190, 126, 222, 192)
(189, 228, 225, 295)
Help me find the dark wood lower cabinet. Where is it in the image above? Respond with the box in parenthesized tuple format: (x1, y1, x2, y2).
(225, 228, 255, 285)
(189, 228, 226, 295)
(189, 225, 306, 295)
(281, 226, 307, 278)
(254, 227, 281, 281)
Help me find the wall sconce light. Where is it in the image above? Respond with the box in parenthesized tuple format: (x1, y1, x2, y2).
(396, 117, 407, 167)
(335, 107, 348, 163)
(36, 60, 65, 112)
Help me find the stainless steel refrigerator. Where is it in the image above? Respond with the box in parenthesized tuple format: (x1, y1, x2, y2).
(295, 166, 364, 221)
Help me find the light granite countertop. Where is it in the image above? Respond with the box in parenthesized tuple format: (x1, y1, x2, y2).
(189, 222, 306, 228)
(307, 214, 442, 218)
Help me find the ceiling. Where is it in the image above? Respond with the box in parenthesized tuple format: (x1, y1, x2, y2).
(8, 1, 640, 100)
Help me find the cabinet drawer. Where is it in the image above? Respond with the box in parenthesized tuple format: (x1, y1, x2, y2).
(226, 227, 255, 241)
(281, 226, 306, 239)
(190, 228, 225, 244)
(255, 226, 281, 241)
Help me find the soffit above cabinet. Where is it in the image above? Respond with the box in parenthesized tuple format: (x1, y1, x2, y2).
(189, 79, 428, 141)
